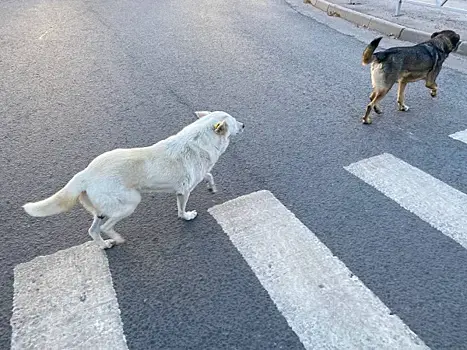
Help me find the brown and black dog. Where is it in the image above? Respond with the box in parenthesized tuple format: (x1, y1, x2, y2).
(361, 30, 461, 124)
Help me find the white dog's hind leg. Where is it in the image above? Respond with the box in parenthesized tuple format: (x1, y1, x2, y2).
(86, 187, 140, 246)
(204, 173, 217, 193)
(100, 217, 127, 244)
(99, 190, 140, 245)
(177, 192, 197, 220)
(88, 215, 115, 249)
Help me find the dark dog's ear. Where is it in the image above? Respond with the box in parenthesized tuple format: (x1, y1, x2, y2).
(213, 121, 228, 135)
(431, 32, 439, 39)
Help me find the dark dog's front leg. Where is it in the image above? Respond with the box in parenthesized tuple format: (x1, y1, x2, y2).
(397, 81, 410, 111)
(426, 66, 441, 98)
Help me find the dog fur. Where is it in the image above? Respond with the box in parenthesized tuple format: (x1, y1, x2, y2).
(361, 30, 461, 124)
(23, 111, 245, 249)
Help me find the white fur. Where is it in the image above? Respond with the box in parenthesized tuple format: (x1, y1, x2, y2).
(23, 111, 244, 249)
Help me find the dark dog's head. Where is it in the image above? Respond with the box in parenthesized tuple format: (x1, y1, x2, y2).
(430, 30, 461, 53)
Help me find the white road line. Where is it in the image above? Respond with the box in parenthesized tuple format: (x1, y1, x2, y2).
(11, 242, 128, 350)
(345, 153, 467, 250)
(449, 129, 467, 144)
(208, 190, 428, 350)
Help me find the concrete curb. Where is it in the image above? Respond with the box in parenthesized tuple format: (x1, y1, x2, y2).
(304, 0, 467, 57)
(398, 27, 431, 43)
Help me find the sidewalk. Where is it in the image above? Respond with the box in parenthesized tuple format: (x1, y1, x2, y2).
(304, 0, 467, 55)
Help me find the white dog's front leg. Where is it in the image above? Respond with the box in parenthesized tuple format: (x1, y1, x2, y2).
(204, 173, 217, 193)
(177, 192, 197, 220)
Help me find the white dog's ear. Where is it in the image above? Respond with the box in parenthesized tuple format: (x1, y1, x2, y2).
(213, 121, 228, 135)
(194, 111, 212, 118)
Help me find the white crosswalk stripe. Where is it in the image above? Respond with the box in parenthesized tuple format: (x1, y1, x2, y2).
(11, 242, 128, 350)
(449, 129, 467, 144)
(208, 190, 428, 350)
(345, 153, 467, 250)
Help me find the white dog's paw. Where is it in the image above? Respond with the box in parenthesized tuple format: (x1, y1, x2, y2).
(180, 210, 198, 220)
(207, 183, 217, 193)
(99, 239, 116, 250)
(103, 230, 126, 244)
(111, 235, 126, 245)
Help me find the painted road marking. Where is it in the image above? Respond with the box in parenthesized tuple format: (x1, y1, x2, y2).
(449, 129, 467, 144)
(345, 153, 467, 250)
(208, 190, 428, 350)
(11, 242, 128, 350)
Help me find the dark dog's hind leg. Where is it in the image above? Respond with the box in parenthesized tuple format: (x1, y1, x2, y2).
(426, 81, 438, 97)
(362, 89, 390, 124)
(369, 91, 382, 114)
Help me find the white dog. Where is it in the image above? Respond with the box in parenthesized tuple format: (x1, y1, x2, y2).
(23, 111, 244, 249)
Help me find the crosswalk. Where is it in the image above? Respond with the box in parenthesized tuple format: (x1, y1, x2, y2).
(11, 243, 128, 350)
(10, 132, 467, 349)
(209, 190, 427, 349)
(345, 153, 467, 250)
(449, 128, 467, 144)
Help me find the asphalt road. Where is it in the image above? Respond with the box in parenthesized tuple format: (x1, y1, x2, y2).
(1, 0, 467, 349)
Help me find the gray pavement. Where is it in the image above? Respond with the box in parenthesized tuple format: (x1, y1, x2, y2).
(2, 0, 467, 349)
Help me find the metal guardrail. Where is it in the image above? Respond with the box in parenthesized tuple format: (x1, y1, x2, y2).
(394, 0, 467, 16)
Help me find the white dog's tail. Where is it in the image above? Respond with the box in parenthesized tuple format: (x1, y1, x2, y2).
(23, 172, 87, 217)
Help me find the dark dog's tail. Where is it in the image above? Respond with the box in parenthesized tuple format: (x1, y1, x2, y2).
(362, 37, 383, 65)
